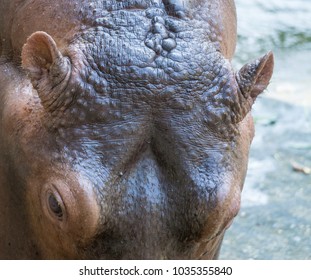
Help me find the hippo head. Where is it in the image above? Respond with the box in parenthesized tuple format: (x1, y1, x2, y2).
(4, 1, 273, 259)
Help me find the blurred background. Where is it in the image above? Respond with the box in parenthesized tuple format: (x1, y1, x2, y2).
(220, 0, 311, 259)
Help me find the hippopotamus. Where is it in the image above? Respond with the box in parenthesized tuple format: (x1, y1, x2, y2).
(0, 0, 273, 259)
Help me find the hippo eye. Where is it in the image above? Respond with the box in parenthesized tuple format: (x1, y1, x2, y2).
(41, 185, 67, 224)
(48, 193, 63, 220)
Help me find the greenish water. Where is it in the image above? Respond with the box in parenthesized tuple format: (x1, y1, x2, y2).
(235, 0, 311, 63)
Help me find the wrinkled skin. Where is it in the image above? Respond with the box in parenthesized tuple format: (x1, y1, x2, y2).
(0, 0, 274, 259)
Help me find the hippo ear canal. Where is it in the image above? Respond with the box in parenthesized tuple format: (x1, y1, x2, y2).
(21, 31, 72, 112)
(236, 51, 274, 102)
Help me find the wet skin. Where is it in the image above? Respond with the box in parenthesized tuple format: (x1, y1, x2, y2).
(0, 0, 273, 259)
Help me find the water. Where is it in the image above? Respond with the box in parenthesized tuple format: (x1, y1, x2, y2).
(235, 0, 311, 63)
(220, 0, 311, 260)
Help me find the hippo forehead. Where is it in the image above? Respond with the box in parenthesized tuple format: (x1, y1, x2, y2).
(76, 6, 224, 86)
(59, 10, 241, 134)
(30, 1, 241, 134)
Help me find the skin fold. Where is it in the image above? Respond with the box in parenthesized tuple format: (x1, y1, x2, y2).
(0, 0, 274, 259)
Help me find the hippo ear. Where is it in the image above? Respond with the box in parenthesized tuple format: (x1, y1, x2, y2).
(21, 31, 72, 112)
(236, 51, 274, 102)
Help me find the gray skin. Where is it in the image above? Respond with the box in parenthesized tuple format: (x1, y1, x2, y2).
(0, 0, 274, 259)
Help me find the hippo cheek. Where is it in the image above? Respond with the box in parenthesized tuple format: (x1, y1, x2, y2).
(194, 187, 241, 259)
(26, 173, 100, 259)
